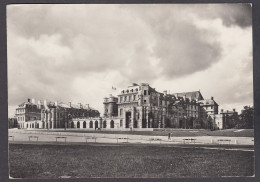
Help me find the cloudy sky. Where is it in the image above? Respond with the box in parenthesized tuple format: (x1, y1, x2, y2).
(7, 4, 253, 117)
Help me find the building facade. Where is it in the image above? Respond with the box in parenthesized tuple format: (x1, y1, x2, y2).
(15, 83, 226, 130)
(15, 99, 100, 129)
(101, 83, 219, 129)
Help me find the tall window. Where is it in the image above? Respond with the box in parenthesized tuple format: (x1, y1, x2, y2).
(120, 109, 123, 116)
(129, 95, 132, 101)
(144, 90, 147, 95)
(120, 120, 123, 127)
(134, 95, 136, 100)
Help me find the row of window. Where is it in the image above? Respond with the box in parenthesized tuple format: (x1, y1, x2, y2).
(73, 120, 115, 128)
(17, 116, 38, 121)
(186, 105, 198, 110)
(122, 88, 139, 94)
(16, 109, 25, 113)
(119, 95, 138, 102)
(17, 116, 25, 121)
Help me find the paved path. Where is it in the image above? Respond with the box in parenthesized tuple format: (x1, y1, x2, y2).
(8, 129, 254, 146)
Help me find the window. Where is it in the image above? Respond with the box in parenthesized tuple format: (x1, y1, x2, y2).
(134, 95, 136, 100)
(144, 90, 147, 95)
(129, 96, 132, 101)
(120, 97, 122, 102)
(211, 106, 213, 109)
(120, 120, 123, 127)
(144, 99, 146, 103)
(124, 96, 127, 101)
(120, 109, 123, 116)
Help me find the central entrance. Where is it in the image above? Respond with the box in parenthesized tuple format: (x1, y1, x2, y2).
(125, 112, 131, 128)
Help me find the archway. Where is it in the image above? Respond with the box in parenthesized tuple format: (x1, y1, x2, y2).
(83, 121, 86, 128)
(103, 120, 106, 128)
(77, 121, 80, 128)
(89, 121, 93, 128)
(95, 120, 98, 129)
(110, 120, 114, 128)
(125, 112, 131, 128)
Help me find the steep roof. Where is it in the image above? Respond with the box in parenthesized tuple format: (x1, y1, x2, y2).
(57, 102, 98, 111)
(198, 99, 219, 106)
(171, 91, 204, 100)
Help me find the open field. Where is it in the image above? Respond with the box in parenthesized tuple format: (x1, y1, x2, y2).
(9, 143, 254, 178)
(35, 129, 254, 137)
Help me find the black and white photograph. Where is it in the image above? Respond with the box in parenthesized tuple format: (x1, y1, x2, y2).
(6, 3, 254, 178)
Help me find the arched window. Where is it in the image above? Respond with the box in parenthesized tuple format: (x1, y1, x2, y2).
(83, 121, 86, 128)
(89, 121, 93, 128)
(77, 121, 80, 128)
(95, 121, 98, 129)
(103, 120, 106, 128)
(110, 120, 114, 128)
(26, 123, 28, 128)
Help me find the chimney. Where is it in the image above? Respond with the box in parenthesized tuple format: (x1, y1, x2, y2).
(44, 100, 47, 106)
(211, 97, 214, 100)
(37, 100, 41, 109)
(86, 104, 89, 109)
(28, 98, 31, 103)
(54, 101, 58, 106)
(31, 98, 35, 104)
(69, 102, 71, 107)
(78, 103, 82, 109)
(221, 109, 223, 113)
(163, 90, 167, 96)
(184, 94, 186, 100)
(233, 108, 236, 112)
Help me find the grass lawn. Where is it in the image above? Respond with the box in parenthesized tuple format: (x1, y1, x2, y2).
(36, 129, 254, 137)
(9, 143, 254, 178)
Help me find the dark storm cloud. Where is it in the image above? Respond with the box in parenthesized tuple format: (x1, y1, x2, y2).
(7, 4, 252, 112)
(152, 20, 221, 78)
(125, 4, 223, 79)
(200, 4, 252, 28)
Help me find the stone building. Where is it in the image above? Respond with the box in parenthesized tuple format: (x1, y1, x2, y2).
(15, 98, 42, 129)
(15, 83, 223, 130)
(101, 83, 219, 129)
(15, 98, 100, 129)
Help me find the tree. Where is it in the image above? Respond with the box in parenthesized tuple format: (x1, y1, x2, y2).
(239, 106, 254, 129)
